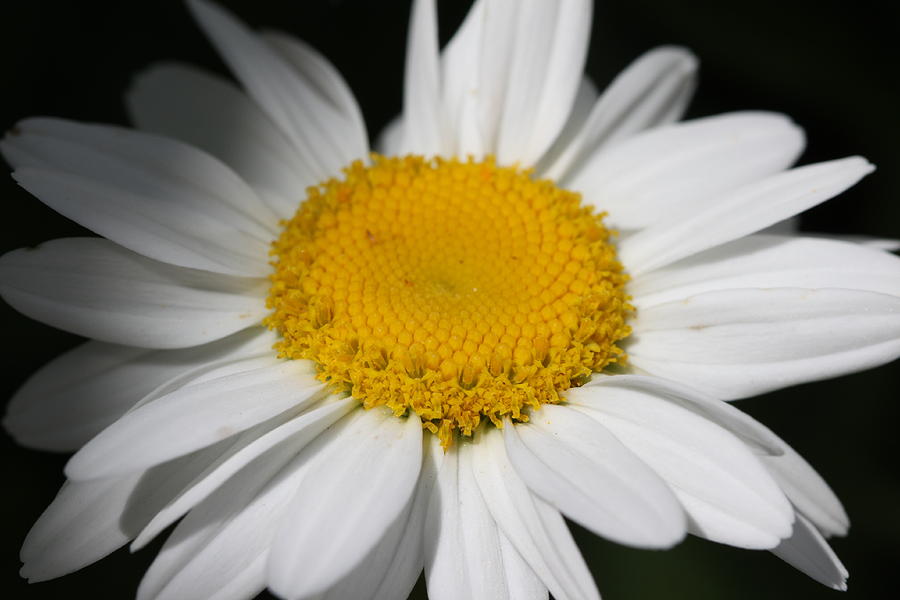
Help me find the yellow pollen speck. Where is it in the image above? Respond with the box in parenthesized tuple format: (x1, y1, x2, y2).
(265, 155, 632, 448)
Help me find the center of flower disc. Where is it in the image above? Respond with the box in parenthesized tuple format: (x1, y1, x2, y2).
(266, 155, 631, 447)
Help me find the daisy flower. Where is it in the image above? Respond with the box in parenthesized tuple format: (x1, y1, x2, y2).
(3, 1, 899, 599)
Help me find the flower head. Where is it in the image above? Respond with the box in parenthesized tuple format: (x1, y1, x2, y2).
(3, 1, 899, 599)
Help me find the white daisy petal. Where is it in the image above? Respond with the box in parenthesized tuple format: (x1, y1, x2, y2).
(375, 115, 405, 157)
(569, 112, 804, 231)
(317, 434, 442, 600)
(629, 288, 900, 399)
(132, 397, 357, 550)
(619, 156, 874, 275)
(137, 432, 322, 600)
(761, 442, 849, 537)
(268, 408, 423, 599)
(127, 62, 312, 220)
(3, 118, 278, 276)
(438, 0, 485, 156)
(771, 513, 848, 591)
(473, 426, 601, 600)
(631, 234, 900, 309)
(494, 0, 592, 165)
(568, 384, 795, 549)
(65, 357, 326, 480)
(262, 30, 367, 151)
(504, 405, 687, 548)
(187, 0, 366, 181)
(498, 531, 549, 600)
(0, 238, 267, 349)
(534, 77, 598, 175)
(399, 0, 445, 155)
(21, 442, 226, 582)
(582, 374, 785, 456)
(4, 327, 276, 452)
(541, 46, 698, 180)
(426, 438, 545, 600)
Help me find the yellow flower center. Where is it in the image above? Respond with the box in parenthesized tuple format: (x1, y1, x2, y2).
(266, 155, 631, 447)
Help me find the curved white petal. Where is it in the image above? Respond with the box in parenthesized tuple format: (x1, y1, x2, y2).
(498, 531, 549, 600)
(0, 238, 267, 349)
(262, 30, 368, 154)
(771, 513, 848, 590)
(3, 118, 277, 276)
(505, 405, 686, 548)
(631, 234, 900, 309)
(438, 0, 590, 164)
(494, 0, 592, 165)
(541, 45, 697, 180)
(568, 383, 795, 549)
(21, 442, 226, 582)
(127, 62, 312, 220)
(439, 0, 485, 156)
(268, 408, 423, 599)
(570, 112, 805, 231)
(533, 77, 598, 175)
(316, 434, 442, 600)
(629, 288, 900, 399)
(137, 428, 323, 600)
(473, 426, 600, 600)
(426, 438, 545, 600)
(619, 157, 874, 275)
(187, 0, 367, 181)
(581, 374, 785, 456)
(762, 443, 849, 537)
(375, 115, 405, 157)
(132, 397, 357, 550)
(399, 0, 445, 155)
(66, 357, 325, 480)
(4, 327, 276, 452)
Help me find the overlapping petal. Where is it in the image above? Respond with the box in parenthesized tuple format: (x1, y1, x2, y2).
(65, 356, 326, 480)
(629, 287, 900, 399)
(4, 327, 276, 452)
(0, 238, 267, 349)
(3, 118, 277, 276)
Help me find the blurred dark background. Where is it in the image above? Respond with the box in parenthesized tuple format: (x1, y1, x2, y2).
(2, 1, 898, 598)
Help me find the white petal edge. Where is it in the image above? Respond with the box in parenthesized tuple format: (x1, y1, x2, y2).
(127, 62, 313, 221)
(3, 118, 277, 276)
(761, 442, 849, 537)
(568, 112, 805, 231)
(567, 382, 795, 549)
(541, 45, 697, 181)
(136, 424, 330, 600)
(0, 238, 267, 349)
(504, 406, 687, 548)
(619, 157, 874, 276)
(473, 426, 600, 600)
(771, 513, 848, 590)
(630, 233, 900, 309)
(315, 434, 443, 600)
(580, 374, 786, 456)
(4, 327, 276, 452)
(65, 357, 326, 480)
(187, 0, 367, 181)
(132, 396, 358, 550)
(495, 0, 593, 166)
(268, 408, 423, 599)
(425, 438, 547, 600)
(21, 442, 228, 582)
(399, 0, 446, 155)
(262, 29, 368, 155)
(628, 287, 900, 399)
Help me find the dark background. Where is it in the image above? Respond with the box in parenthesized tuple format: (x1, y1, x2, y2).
(2, 1, 898, 598)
